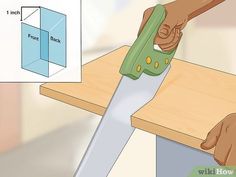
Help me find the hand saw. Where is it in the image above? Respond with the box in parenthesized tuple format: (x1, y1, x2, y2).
(74, 4, 177, 177)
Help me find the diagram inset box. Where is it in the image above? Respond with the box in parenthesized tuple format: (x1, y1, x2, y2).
(21, 6, 67, 77)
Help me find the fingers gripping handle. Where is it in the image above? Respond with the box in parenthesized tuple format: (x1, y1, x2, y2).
(120, 4, 176, 80)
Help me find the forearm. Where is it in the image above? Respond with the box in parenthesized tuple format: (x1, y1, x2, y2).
(176, 0, 225, 20)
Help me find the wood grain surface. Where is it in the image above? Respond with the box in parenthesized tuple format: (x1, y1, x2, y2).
(41, 46, 236, 154)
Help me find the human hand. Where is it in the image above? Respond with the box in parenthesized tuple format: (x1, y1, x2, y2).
(139, 1, 188, 52)
(201, 113, 236, 166)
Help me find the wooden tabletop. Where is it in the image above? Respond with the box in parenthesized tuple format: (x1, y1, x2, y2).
(40, 46, 236, 153)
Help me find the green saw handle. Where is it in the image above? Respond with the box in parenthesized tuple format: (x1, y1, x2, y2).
(119, 4, 176, 80)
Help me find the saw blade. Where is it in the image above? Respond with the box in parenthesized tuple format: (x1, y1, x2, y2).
(74, 65, 171, 177)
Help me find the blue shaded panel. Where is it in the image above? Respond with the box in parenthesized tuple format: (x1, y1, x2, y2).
(40, 7, 66, 67)
(21, 23, 49, 77)
(40, 29, 49, 61)
(22, 23, 40, 67)
(156, 136, 217, 177)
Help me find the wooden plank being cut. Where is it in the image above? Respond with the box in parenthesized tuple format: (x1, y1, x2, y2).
(40, 46, 236, 153)
(40, 46, 126, 115)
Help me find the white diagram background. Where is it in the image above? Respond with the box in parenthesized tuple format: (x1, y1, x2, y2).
(0, 0, 81, 82)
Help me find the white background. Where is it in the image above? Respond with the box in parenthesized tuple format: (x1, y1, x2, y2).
(0, 0, 81, 82)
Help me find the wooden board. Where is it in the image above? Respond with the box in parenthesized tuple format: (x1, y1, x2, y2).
(40, 46, 236, 154)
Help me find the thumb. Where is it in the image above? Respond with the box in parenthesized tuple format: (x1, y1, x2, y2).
(201, 122, 223, 150)
(158, 15, 176, 39)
